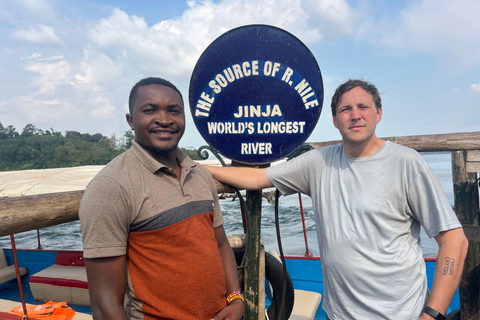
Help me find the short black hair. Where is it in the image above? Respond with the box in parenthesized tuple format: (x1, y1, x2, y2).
(128, 77, 183, 114)
(331, 79, 382, 116)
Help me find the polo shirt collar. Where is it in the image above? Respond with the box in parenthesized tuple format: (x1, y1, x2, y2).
(131, 140, 197, 174)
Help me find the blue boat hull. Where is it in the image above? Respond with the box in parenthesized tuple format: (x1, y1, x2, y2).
(1, 249, 460, 320)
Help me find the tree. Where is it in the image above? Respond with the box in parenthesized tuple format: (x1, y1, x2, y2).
(120, 130, 135, 150)
(181, 147, 202, 160)
(0, 122, 19, 139)
(20, 124, 42, 137)
(0, 123, 203, 171)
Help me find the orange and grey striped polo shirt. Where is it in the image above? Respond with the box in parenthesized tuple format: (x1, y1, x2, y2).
(80, 140, 227, 319)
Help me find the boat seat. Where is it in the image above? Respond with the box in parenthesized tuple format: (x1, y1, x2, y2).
(0, 247, 27, 285)
(29, 251, 90, 306)
(267, 249, 322, 320)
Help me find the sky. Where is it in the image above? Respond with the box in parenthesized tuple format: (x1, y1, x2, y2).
(0, 0, 479, 151)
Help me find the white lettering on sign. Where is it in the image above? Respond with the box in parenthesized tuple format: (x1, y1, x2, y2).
(263, 61, 281, 77)
(233, 105, 282, 118)
(208, 61, 260, 95)
(195, 60, 319, 118)
(206, 120, 306, 135)
(208, 122, 255, 135)
(294, 79, 319, 110)
(241, 142, 273, 155)
(195, 92, 215, 117)
(281, 67, 294, 86)
(257, 121, 306, 134)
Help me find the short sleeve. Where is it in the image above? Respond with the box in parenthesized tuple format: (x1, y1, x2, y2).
(79, 175, 131, 258)
(406, 160, 461, 238)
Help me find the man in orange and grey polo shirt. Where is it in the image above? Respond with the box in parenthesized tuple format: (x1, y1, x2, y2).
(79, 77, 244, 320)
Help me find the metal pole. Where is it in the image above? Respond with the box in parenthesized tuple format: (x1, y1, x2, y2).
(10, 234, 29, 319)
(244, 189, 262, 320)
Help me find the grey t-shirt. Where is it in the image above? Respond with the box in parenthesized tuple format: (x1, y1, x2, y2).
(267, 142, 461, 319)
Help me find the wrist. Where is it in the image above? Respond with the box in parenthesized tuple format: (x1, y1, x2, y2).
(423, 306, 446, 320)
(226, 291, 244, 305)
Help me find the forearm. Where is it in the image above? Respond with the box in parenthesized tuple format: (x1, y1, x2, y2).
(422, 228, 468, 317)
(91, 303, 128, 320)
(86, 256, 128, 320)
(204, 165, 272, 190)
(215, 226, 245, 319)
(219, 243, 241, 294)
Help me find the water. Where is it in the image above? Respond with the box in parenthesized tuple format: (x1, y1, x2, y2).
(1, 152, 453, 257)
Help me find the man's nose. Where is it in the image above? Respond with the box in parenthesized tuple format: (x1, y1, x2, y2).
(350, 107, 361, 120)
(154, 111, 173, 125)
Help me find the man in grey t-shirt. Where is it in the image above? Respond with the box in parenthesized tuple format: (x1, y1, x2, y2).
(206, 79, 468, 320)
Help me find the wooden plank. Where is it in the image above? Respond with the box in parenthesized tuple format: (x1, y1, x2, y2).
(466, 162, 480, 173)
(467, 150, 480, 161)
(227, 234, 246, 249)
(308, 131, 480, 152)
(466, 150, 480, 173)
(0, 190, 83, 237)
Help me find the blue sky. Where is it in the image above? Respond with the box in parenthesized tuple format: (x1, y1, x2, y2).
(0, 0, 479, 150)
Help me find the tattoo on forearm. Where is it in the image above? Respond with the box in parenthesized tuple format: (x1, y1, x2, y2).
(443, 257, 455, 275)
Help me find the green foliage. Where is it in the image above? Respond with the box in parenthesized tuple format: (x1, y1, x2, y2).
(0, 122, 201, 171)
(0, 122, 128, 171)
(181, 147, 202, 160)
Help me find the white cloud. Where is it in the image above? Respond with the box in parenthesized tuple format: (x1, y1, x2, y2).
(365, 0, 480, 69)
(25, 60, 72, 94)
(82, 0, 355, 86)
(75, 50, 123, 84)
(12, 24, 61, 44)
(471, 83, 480, 93)
(1, 94, 78, 125)
(17, 0, 55, 19)
(21, 52, 43, 61)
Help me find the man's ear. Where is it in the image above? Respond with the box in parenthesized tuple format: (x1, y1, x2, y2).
(333, 114, 339, 129)
(126, 113, 134, 130)
(376, 107, 382, 124)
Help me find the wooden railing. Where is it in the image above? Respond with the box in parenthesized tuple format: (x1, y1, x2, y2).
(1, 131, 478, 236)
(1, 131, 479, 318)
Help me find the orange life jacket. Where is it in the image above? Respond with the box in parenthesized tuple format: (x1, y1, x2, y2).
(8, 301, 75, 320)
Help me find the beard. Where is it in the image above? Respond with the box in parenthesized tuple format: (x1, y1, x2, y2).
(149, 142, 179, 155)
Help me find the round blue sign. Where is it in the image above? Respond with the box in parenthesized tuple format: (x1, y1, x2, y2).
(189, 24, 323, 164)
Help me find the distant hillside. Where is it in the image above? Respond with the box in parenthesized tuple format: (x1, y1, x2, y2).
(0, 122, 201, 171)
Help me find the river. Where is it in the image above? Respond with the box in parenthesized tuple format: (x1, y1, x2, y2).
(0, 152, 453, 257)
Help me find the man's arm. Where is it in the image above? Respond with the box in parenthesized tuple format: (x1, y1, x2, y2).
(85, 256, 128, 320)
(204, 165, 273, 190)
(212, 226, 244, 320)
(419, 227, 468, 319)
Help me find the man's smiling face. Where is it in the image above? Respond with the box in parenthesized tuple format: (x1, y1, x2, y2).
(126, 84, 185, 160)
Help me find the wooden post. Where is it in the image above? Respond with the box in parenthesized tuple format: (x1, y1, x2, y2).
(258, 245, 266, 320)
(452, 151, 480, 319)
(244, 188, 262, 320)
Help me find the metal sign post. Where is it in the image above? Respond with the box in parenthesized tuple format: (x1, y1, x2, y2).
(189, 24, 323, 319)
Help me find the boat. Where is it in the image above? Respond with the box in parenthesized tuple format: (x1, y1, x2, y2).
(2, 131, 479, 319)
(0, 238, 461, 320)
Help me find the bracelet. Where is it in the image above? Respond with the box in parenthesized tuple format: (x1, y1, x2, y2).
(226, 291, 244, 305)
(423, 306, 446, 320)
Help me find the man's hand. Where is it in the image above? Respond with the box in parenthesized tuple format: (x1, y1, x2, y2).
(211, 299, 245, 320)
